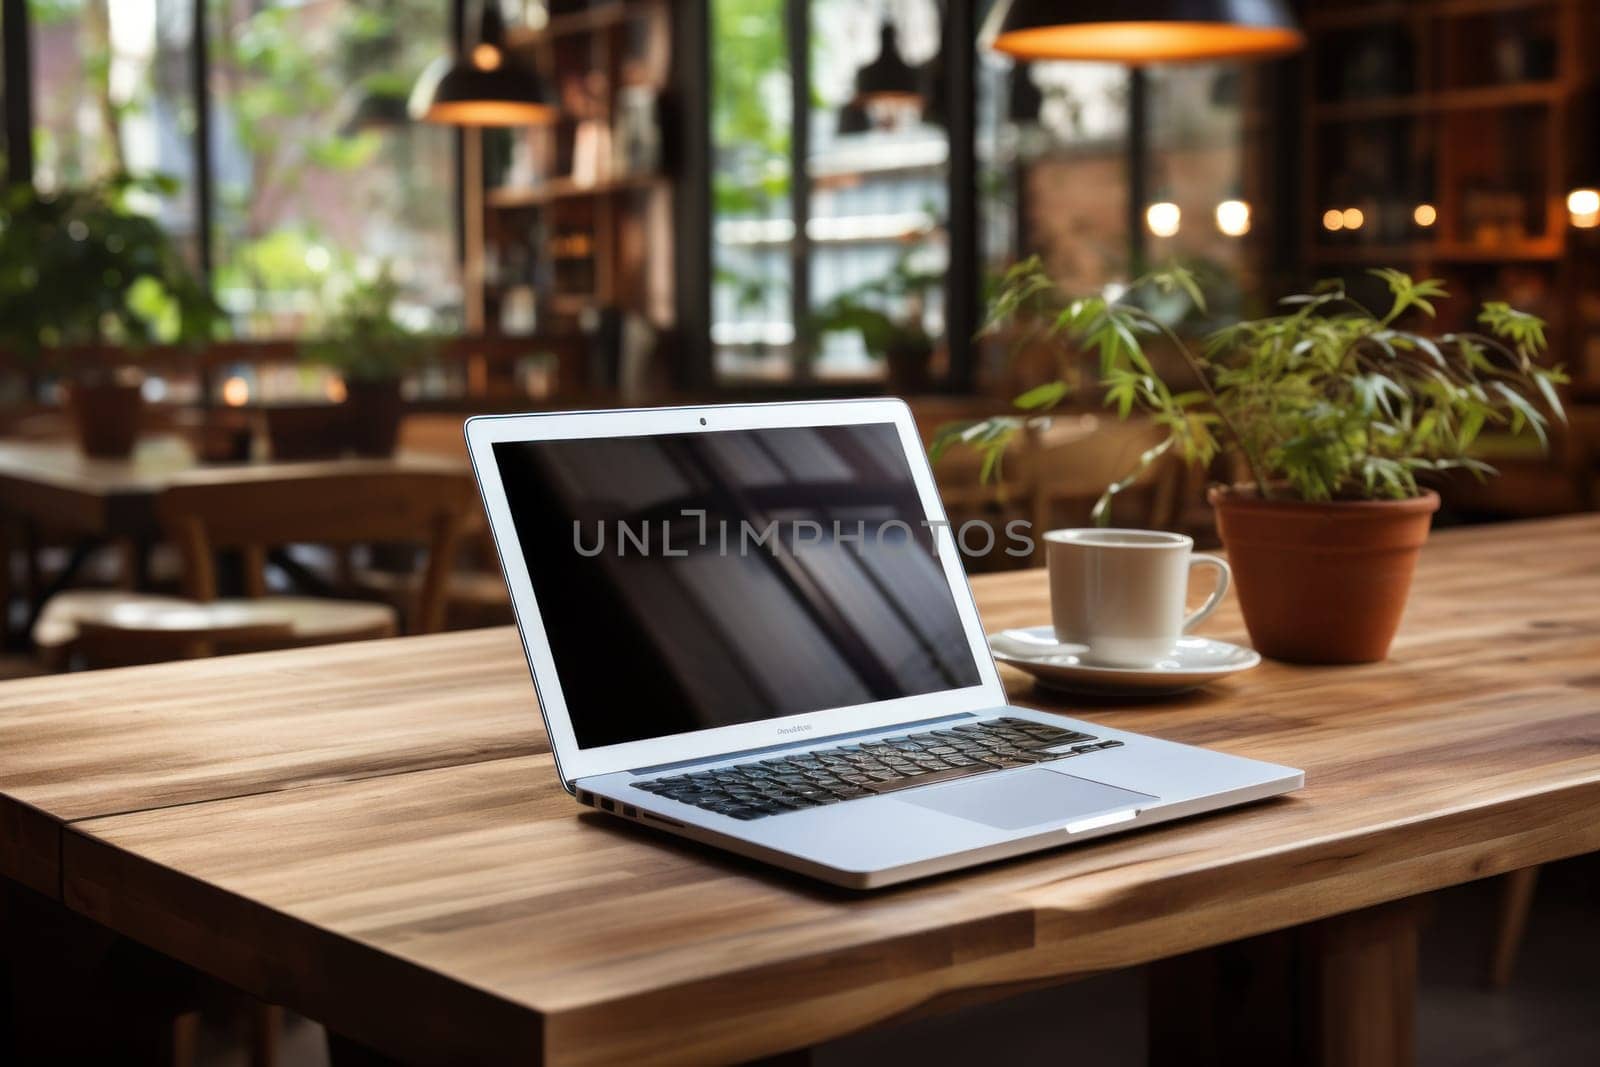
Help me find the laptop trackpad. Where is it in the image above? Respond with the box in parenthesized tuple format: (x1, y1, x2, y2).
(899, 768, 1156, 831)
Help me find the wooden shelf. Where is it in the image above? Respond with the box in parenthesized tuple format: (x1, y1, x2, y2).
(1306, 0, 1558, 31)
(546, 294, 600, 315)
(486, 174, 665, 209)
(504, 1, 649, 46)
(1313, 81, 1565, 123)
(1306, 238, 1564, 264)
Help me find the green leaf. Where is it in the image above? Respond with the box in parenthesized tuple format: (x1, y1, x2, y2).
(1014, 380, 1069, 411)
(1091, 436, 1175, 526)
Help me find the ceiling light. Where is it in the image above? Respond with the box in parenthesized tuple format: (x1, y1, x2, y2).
(410, 2, 555, 126)
(983, 0, 1304, 63)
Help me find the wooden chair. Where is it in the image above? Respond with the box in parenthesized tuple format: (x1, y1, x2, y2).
(346, 415, 512, 630)
(33, 467, 475, 670)
(1028, 416, 1185, 560)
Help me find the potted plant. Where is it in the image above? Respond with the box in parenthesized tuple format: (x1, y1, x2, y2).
(0, 175, 221, 458)
(300, 267, 436, 457)
(813, 254, 943, 394)
(946, 259, 1565, 664)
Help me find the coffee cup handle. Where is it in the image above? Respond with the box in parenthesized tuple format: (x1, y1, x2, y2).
(1183, 554, 1232, 633)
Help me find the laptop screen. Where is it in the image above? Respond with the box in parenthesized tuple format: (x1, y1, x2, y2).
(492, 423, 984, 749)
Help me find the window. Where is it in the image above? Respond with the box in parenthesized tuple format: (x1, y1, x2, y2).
(1145, 65, 1252, 275)
(979, 55, 1131, 294)
(29, 0, 200, 263)
(19, 0, 459, 343)
(709, 0, 794, 379)
(710, 0, 950, 386)
(207, 0, 459, 337)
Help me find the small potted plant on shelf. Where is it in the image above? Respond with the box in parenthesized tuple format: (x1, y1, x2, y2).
(0, 175, 221, 458)
(813, 253, 944, 394)
(301, 267, 436, 458)
(948, 259, 1565, 664)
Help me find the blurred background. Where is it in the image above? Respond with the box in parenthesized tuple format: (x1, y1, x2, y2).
(1, 0, 1597, 671)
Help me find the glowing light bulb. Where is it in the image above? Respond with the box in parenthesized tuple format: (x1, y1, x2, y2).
(472, 43, 502, 71)
(1215, 199, 1251, 237)
(1413, 203, 1437, 228)
(221, 376, 250, 408)
(1322, 209, 1344, 232)
(1568, 188, 1600, 229)
(1341, 207, 1365, 231)
(1146, 201, 1181, 238)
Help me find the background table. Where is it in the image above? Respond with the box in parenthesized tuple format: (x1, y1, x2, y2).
(2, 516, 1598, 1064)
(0, 437, 470, 644)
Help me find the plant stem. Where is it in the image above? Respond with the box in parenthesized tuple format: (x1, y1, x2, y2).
(1129, 308, 1276, 499)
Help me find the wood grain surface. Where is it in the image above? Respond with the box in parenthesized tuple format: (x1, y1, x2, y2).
(0, 626, 541, 893)
(6, 516, 1593, 1064)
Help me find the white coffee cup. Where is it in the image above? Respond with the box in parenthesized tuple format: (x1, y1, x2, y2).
(1044, 528, 1231, 668)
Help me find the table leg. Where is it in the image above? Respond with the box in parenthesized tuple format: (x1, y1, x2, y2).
(1489, 866, 1539, 989)
(326, 1029, 406, 1066)
(1150, 899, 1424, 1067)
(1, 878, 199, 1062)
(20, 538, 105, 645)
(0, 517, 12, 650)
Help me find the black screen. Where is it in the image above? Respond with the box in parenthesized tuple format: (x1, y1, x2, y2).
(493, 423, 983, 749)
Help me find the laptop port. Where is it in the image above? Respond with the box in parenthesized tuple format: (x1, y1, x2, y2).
(641, 811, 684, 829)
(599, 797, 616, 813)
(578, 790, 595, 806)
(622, 804, 638, 818)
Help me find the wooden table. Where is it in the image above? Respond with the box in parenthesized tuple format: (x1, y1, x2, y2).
(0, 437, 468, 542)
(2, 516, 1598, 1064)
(0, 436, 470, 642)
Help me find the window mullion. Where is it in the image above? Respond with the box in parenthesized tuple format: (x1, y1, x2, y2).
(787, 0, 811, 379)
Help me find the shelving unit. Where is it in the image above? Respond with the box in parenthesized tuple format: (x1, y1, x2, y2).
(1302, 0, 1599, 387)
(476, 0, 674, 392)
(1301, 0, 1600, 514)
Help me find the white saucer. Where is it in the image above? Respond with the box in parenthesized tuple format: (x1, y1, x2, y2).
(988, 626, 1261, 697)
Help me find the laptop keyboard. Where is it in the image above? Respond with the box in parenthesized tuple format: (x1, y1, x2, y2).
(631, 717, 1124, 821)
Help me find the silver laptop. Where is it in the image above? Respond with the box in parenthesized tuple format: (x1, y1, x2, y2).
(466, 399, 1301, 889)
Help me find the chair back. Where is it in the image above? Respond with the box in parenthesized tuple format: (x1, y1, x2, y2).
(1029, 417, 1184, 559)
(156, 464, 477, 633)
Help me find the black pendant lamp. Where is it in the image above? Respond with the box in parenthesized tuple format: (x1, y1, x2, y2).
(1009, 65, 1043, 123)
(837, 100, 872, 136)
(854, 21, 923, 106)
(983, 0, 1304, 63)
(410, 2, 555, 126)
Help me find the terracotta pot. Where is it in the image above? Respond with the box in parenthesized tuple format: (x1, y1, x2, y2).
(263, 404, 346, 461)
(1209, 486, 1441, 665)
(67, 379, 145, 459)
(343, 379, 404, 458)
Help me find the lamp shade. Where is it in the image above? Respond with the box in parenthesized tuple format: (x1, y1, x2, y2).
(410, 3, 555, 126)
(854, 22, 922, 105)
(837, 100, 872, 135)
(983, 0, 1304, 63)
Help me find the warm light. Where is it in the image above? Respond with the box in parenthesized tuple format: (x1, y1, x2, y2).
(420, 100, 555, 124)
(1413, 203, 1437, 228)
(1568, 188, 1600, 229)
(325, 378, 348, 404)
(1146, 201, 1181, 238)
(1322, 209, 1345, 232)
(1215, 199, 1251, 237)
(471, 43, 502, 71)
(989, 23, 1304, 63)
(1341, 207, 1365, 231)
(221, 377, 250, 408)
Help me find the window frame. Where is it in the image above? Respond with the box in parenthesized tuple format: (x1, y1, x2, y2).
(0, 0, 467, 338)
(701, 0, 979, 393)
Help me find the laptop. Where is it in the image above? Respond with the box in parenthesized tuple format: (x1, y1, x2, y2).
(466, 399, 1302, 889)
